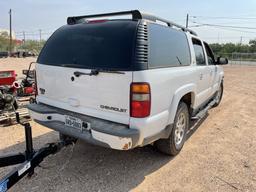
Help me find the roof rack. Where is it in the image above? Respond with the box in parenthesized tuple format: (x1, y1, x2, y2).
(67, 10, 197, 36)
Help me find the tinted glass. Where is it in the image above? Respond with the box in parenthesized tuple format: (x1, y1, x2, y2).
(148, 23, 191, 68)
(204, 42, 215, 65)
(192, 38, 206, 65)
(37, 21, 137, 70)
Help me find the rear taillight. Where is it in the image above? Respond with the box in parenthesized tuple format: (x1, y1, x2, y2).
(130, 83, 151, 118)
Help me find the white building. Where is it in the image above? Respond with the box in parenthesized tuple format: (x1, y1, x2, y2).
(0, 29, 16, 39)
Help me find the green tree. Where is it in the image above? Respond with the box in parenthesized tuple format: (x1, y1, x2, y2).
(249, 39, 256, 52)
(0, 31, 10, 51)
(17, 40, 46, 54)
(209, 39, 256, 59)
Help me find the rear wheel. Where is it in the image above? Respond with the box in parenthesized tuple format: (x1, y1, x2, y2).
(213, 82, 223, 107)
(155, 102, 189, 156)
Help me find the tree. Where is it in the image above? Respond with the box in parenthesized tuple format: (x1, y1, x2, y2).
(249, 39, 256, 52)
(209, 40, 256, 59)
(0, 31, 10, 51)
(17, 40, 46, 54)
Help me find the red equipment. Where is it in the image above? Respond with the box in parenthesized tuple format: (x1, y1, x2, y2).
(0, 70, 16, 87)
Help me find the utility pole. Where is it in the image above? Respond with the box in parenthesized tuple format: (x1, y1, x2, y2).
(9, 9, 12, 54)
(39, 29, 42, 51)
(240, 36, 243, 45)
(39, 29, 42, 42)
(186, 14, 189, 28)
(23, 31, 26, 51)
(23, 31, 26, 44)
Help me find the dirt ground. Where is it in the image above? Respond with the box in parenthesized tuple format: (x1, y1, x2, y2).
(0, 58, 255, 192)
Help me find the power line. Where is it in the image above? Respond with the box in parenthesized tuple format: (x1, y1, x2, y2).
(190, 21, 256, 34)
(15, 28, 56, 34)
(201, 21, 256, 25)
(191, 15, 256, 20)
(192, 21, 256, 30)
(213, 26, 256, 34)
(15, 32, 53, 36)
(201, 36, 254, 39)
(191, 25, 256, 34)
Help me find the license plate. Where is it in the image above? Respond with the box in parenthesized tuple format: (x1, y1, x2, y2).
(65, 115, 83, 130)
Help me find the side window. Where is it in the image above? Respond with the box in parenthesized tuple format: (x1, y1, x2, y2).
(204, 42, 215, 65)
(148, 23, 191, 68)
(192, 38, 206, 65)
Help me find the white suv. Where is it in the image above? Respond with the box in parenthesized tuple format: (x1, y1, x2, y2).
(28, 10, 228, 155)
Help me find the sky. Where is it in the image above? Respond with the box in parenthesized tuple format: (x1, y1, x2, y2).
(1, 0, 256, 44)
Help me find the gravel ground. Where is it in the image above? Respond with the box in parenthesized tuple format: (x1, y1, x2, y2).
(0, 58, 255, 192)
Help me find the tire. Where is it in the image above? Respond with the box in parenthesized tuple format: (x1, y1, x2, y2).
(213, 82, 223, 107)
(155, 102, 189, 156)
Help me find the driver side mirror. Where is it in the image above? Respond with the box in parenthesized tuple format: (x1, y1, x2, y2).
(216, 57, 228, 65)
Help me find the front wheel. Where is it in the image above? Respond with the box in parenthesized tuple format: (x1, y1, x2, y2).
(155, 102, 189, 156)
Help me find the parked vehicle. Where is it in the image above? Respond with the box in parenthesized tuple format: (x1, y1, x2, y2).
(28, 10, 228, 155)
(0, 52, 8, 58)
(10, 51, 36, 58)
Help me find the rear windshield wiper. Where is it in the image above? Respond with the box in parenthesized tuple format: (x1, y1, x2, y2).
(74, 69, 125, 77)
(96, 69, 125, 75)
(176, 56, 182, 65)
(60, 64, 85, 68)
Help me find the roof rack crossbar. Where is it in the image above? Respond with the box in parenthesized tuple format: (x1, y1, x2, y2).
(67, 10, 197, 36)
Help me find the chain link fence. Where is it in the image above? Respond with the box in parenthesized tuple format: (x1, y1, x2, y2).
(218, 52, 256, 66)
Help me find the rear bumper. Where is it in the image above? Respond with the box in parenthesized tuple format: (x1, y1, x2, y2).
(27, 103, 140, 150)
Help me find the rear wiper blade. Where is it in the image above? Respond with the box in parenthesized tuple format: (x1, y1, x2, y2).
(60, 64, 85, 68)
(74, 69, 125, 77)
(95, 69, 125, 75)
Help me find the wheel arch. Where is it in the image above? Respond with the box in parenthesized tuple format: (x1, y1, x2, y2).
(167, 84, 196, 125)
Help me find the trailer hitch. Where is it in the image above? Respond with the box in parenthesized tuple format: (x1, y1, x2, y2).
(0, 113, 76, 192)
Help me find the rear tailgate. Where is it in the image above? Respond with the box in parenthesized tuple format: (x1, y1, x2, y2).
(36, 64, 132, 124)
(36, 20, 139, 124)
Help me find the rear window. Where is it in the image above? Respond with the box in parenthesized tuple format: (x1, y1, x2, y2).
(37, 20, 138, 70)
(148, 23, 191, 68)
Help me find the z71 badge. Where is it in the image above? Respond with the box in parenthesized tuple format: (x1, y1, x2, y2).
(100, 105, 127, 113)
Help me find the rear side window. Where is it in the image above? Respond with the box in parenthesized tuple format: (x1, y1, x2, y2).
(204, 42, 215, 65)
(37, 21, 137, 70)
(148, 23, 191, 68)
(192, 38, 206, 65)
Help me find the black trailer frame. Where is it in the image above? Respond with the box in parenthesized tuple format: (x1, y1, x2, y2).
(0, 113, 75, 192)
